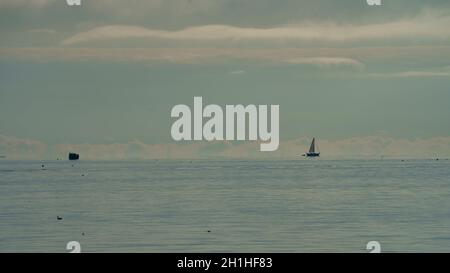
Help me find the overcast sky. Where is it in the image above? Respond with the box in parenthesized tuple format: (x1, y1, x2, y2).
(1, 0, 450, 159)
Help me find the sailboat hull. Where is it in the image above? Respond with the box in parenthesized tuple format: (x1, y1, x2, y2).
(305, 153, 320, 157)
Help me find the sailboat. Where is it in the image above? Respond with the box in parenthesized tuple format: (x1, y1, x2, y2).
(303, 138, 320, 157)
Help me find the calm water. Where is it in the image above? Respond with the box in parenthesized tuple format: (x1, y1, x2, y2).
(1, 159, 450, 253)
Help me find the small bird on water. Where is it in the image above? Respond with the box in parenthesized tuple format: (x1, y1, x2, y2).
(57, 216, 63, 220)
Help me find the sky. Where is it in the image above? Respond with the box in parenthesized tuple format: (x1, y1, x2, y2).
(1, 0, 450, 159)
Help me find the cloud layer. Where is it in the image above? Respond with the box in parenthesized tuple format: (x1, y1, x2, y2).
(370, 70, 450, 78)
(2, 134, 450, 160)
(0, 134, 47, 160)
(60, 12, 450, 46)
(0, 0, 54, 8)
(0, 47, 370, 69)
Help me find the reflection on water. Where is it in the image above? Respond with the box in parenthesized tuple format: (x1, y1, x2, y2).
(1, 159, 450, 252)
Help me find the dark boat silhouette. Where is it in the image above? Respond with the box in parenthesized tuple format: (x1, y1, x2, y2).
(68, 153, 80, 161)
(303, 138, 320, 158)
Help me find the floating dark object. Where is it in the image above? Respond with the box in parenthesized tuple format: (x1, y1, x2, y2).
(207, 230, 211, 233)
(69, 153, 80, 161)
(57, 216, 63, 220)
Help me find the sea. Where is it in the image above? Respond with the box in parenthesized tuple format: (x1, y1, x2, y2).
(1, 159, 449, 253)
